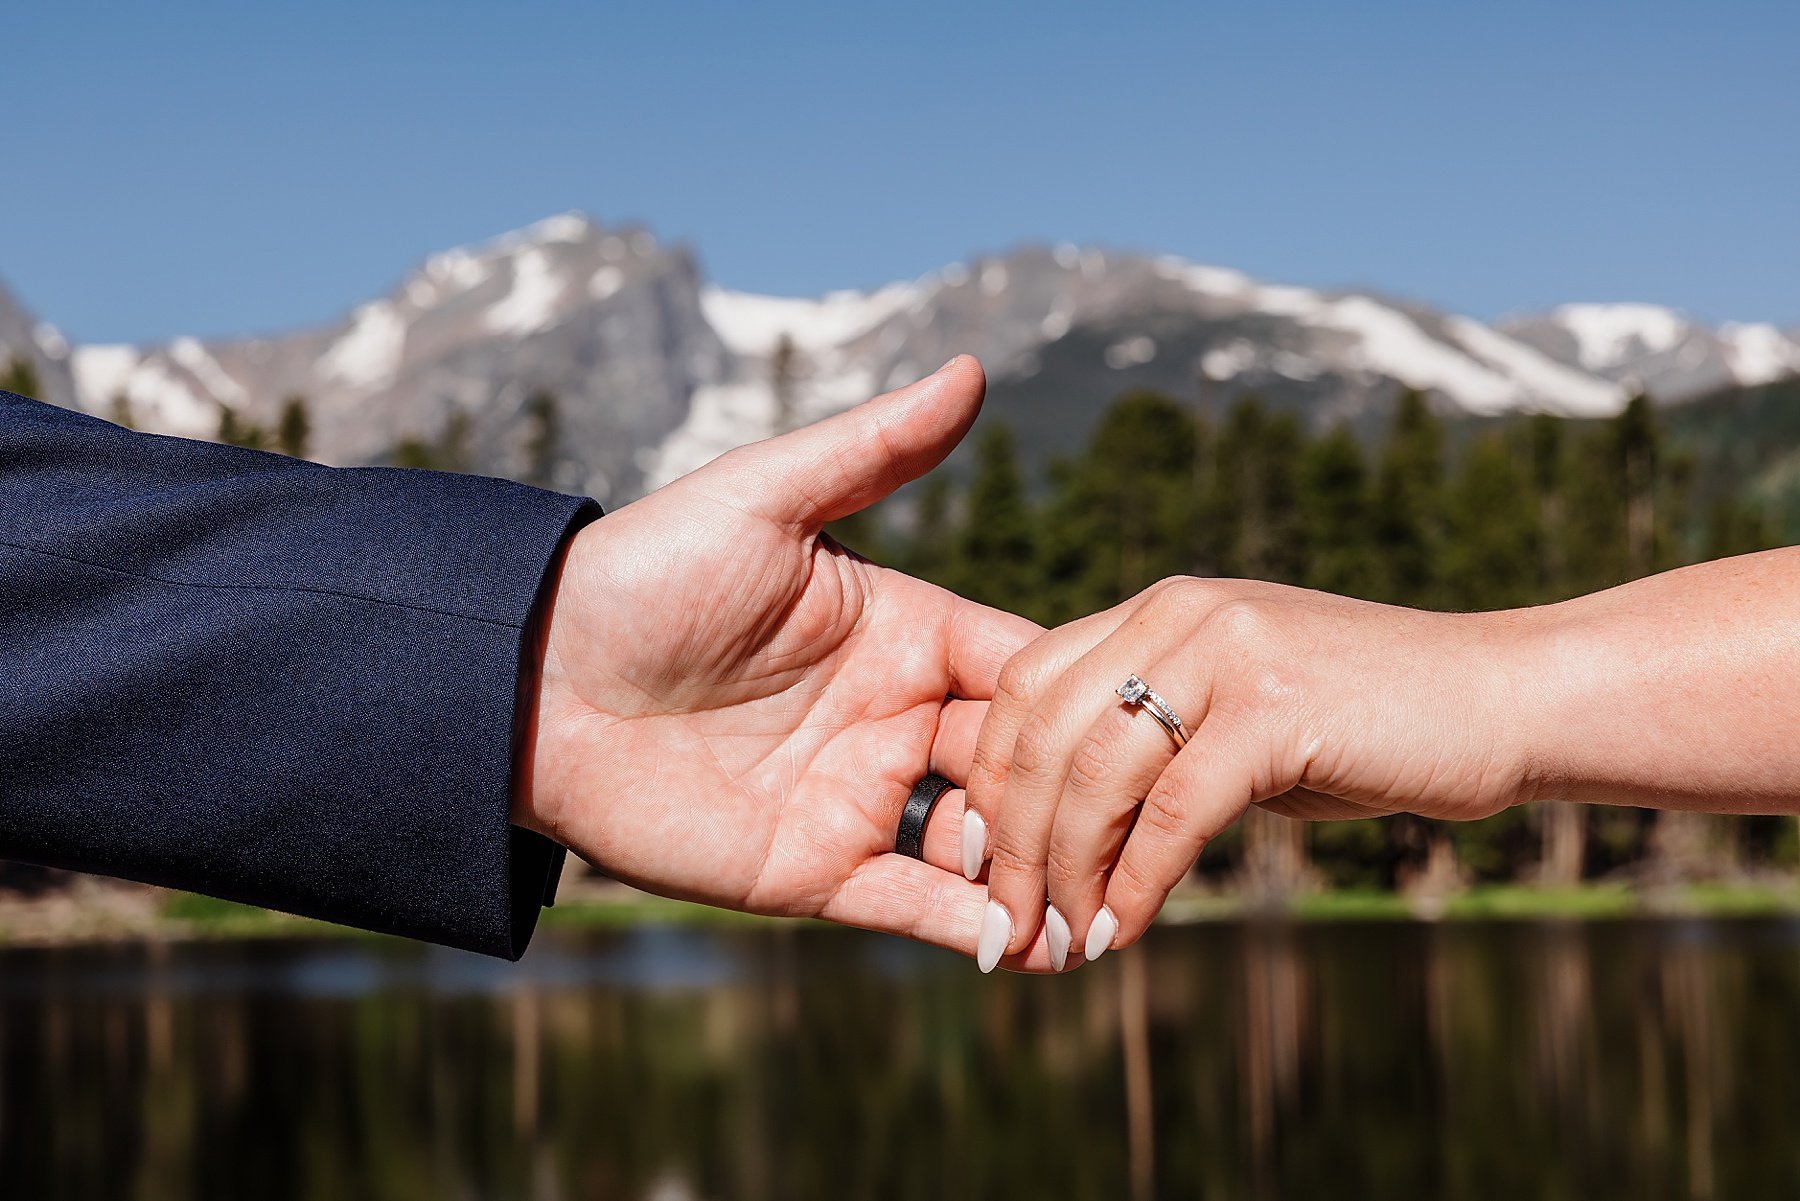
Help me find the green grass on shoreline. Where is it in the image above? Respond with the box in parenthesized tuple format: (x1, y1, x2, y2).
(38, 879, 1788, 951)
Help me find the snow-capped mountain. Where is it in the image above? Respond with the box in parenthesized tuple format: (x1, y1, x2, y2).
(3, 214, 1790, 501)
(1502, 303, 1800, 402)
(0, 279, 76, 410)
(642, 246, 1631, 490)
(64, 215, 719, 503)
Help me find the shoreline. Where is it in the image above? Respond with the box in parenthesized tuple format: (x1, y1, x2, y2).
(3, 878, 1799, 951)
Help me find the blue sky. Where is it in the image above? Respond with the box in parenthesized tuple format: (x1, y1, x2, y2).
(8, 1, 1797, 344)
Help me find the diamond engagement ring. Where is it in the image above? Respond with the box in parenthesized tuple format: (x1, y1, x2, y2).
(1117, 674, 1189, 749)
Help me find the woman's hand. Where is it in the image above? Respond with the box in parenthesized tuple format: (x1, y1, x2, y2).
(962, 578, 1538, 971)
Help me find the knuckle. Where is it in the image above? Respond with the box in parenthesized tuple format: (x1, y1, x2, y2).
(993, 655, 1042, 712)
(1200, 599, 1301, 712)
(1247, 665, 1301, 712)
(967, 735, 1010, 794)
(1010, 711, 1059, 779)
(984, 836, 1037, 879)
(1064, 730, 1118, 798)
(1108, 853, 1167, 914)
(1141, 575, 1206, 619)
(1137, 781, 1189, 840)
(1045, 841, 1095, 890)
(1204, 597, 1278, 651)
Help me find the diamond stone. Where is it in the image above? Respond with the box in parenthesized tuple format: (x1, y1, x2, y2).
(1117, 675, 1148, 704)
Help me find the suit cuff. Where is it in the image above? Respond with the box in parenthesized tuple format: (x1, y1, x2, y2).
(504, 496, 602, 955)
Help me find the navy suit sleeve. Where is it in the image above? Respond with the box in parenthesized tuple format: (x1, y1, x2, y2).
(0, 391, 599, 958)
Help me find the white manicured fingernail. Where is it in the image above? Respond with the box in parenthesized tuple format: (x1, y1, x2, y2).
(977, 900, 1012, 974)
(1045, 905, 1071, 972)
(960, 809, 988, 881)
(1085, 906, 1117, 962)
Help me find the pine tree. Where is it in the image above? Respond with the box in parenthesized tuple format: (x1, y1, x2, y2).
(1561, 424, 1628, 595)
(439, 411, 473, 473)
(1703, 496, 1777, 561)
(1297, 425, 1378, 598)
(391, 438, 442, 470)
(1205, 397, 1304, 584)
(217, 406, 267, 450)
(950, 423, 1040, 618)
(522, 390, 559, 486)
(1040, 391, 1199, 623)
(1443, 432, 1540, 611)
(391, 412, 471, 471)
(277, 395, 311, 459)
(900, 474, 956, 586)
(0, 357, 42, 399)
(823, 505, 887, 563)
(1369, 389, 1446, 607)
(771, 334, 805, 436)
(1526, 414, 1570, 601)
(1618, 392, 1659, 578)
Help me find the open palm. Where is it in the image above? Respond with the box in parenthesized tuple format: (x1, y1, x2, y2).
(520, 359, 1053, 966)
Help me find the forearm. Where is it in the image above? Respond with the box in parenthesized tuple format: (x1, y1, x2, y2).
(0, 393, 595, 956)
(1519, 548, 1800, 814)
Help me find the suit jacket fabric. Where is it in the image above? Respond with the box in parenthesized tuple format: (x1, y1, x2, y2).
(0, 391, 598, 958)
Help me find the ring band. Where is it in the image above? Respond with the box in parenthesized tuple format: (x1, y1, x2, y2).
(1117, 674, 1189, 749)
(895, 774, 955, 859)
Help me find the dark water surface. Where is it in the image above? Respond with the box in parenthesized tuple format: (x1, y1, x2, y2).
(4, 918, 1799, 1200)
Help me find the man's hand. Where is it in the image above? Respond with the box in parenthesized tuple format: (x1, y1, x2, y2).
(516, 358, 1057, 968)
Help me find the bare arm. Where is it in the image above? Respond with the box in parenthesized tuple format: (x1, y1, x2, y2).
(1522, 547, 1800, 814)
(963, 549, 1800, 971)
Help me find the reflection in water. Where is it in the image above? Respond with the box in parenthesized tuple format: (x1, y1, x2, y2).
(4, 919, 1800, 1199)
(1118, 950, 1153, 1201)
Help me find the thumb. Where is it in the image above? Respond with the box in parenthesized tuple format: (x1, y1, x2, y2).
(718, 356, 985, 529)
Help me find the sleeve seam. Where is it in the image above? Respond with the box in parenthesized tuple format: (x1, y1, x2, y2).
(0, 537, 526, 631)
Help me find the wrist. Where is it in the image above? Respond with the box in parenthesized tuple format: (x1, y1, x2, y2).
(1420, 605, 1561, 815)
(1486, 599, 1586, 810)
(510, 519, 594, 844)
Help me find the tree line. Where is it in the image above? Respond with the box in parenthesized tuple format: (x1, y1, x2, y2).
(9, 347, 1795, 897)
(835, 386, 1795, 896)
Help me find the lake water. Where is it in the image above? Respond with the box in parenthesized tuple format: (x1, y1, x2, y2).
(4, 918, 1798, 1200)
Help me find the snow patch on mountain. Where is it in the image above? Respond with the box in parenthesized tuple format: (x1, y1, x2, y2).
(321, 301, 405, 389)
(169, 337, 246, 405)
(1156, 257, 1257, 298)
(701, 284, 922, 357)
(1555, 303, 1689, 371)
(423, 247, 492, 294)
(486, 246, 565, 336)
(73, 345, 215, 436)
(69, 345, 139, 405)
(1260, 290, 1543, 414)
(640, 361, 888, 491)
(1502, 303, 1799, 399)
(1721, 322, 1800, 386)
(1443, 316, 1624, 417)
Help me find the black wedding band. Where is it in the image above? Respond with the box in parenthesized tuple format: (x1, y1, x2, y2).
(895, 774, 955, 860)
